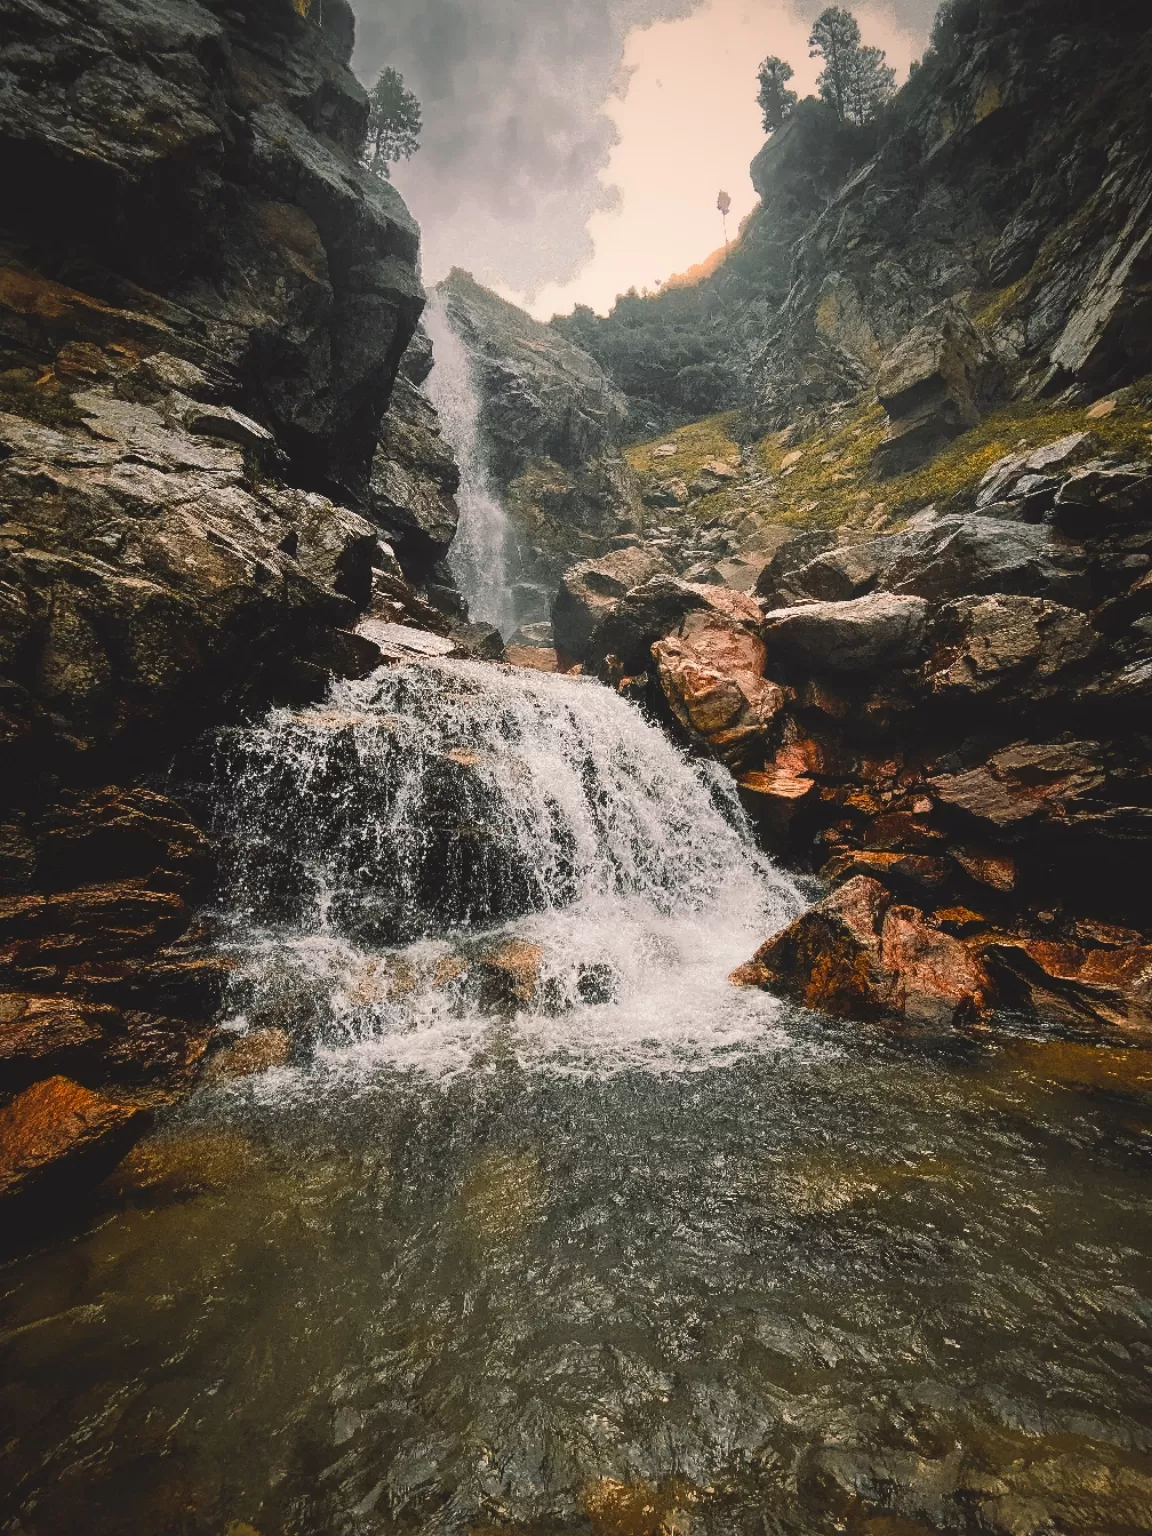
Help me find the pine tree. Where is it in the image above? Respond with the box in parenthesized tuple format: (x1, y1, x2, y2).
(364, 68, 422, 180)
(808, 7, 895, 126)
(756, 55, 798, 133)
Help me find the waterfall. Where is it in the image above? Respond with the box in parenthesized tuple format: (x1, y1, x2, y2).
(209, 660, 804, 1079)
(423, 293, 518, 637)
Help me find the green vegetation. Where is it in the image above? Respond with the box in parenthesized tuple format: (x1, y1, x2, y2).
(621, 383, 1152, 543)
(364, 68, 421, 181)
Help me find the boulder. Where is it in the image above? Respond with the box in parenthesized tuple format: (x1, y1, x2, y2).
(0, 1075, 149, 1202)
(1051, 461, 1152, 535)
(923, 595, 1101, 697)
(874, 303, 1002, 476)
(734, 877, 993, 1027)
(982, 939, 1152, 1035)
(449, 622, 506, 661)
(0, 994, 106, 1090)
(653, 611, 785, 764)
(585, 579, 762, 680)
(551, 547, 674, 662)
(754, 529, 839, 606)
(929, 742, 1107, 829)
(763, 593, 930, 673)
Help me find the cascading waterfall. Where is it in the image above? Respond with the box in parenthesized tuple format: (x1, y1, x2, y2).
(210, 658, 804, 1078)
(423, 292, 518, 637)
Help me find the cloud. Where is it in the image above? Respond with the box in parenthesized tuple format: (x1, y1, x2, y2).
(352, 0, 939, 310)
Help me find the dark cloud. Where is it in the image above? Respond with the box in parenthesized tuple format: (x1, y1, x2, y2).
(353, 0, 698, 295)
(352, 0, 939, 298)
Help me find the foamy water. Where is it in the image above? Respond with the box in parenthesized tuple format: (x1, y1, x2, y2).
(208, 659, 806, 1085)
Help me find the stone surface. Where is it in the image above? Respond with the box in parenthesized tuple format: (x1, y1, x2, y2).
(763, 594, 931, 673)
(0, 1075, 148, 1201)
(923, 595, 1101, 697)
(585, 579, 761, 678)
(551, 547, 674, 662)
(874, 303, 1002, 476)
(653, 612, 785, 764)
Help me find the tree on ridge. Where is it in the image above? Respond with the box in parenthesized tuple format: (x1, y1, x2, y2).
(808, 7, 895, 126)
(364, 67, 422, 180)
(757, 55, 798, 133)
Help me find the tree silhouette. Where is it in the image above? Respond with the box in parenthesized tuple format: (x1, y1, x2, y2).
(364, 67, 422, 180)
(808, 7, 894, 126)
(756, 55, 798, 133)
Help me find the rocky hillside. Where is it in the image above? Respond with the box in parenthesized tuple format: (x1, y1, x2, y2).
(435, 269, 640, 625)
(0, 0, 467, 1207)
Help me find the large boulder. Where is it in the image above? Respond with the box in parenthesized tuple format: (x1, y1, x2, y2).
(733, 876, 994, 1028)
(873, 302, 1002, 476)
(585, 579, 762, 678)
(653, 611, 785, 765)
(763, 593, 931, 673)
(551, 548, 673, 661)
(922, 595, 1101, 698)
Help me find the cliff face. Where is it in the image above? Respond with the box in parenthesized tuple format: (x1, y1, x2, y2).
(750, 0, 1152, 429)
(0, 0, 455, 1200)
(436, 269, 639, 626)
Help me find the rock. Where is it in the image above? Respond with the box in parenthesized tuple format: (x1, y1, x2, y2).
(0, 1075, 149, 1202)
(369, 375, 462, 585)
(551, 547, 674, 662)
(653, 612, 785, 763)
(1051, 461, 1152, 534)
(643, 478, 690, 508)
(184, 403, 276, 453)
(735, 877, 993, 1027)
(821, 850, 952, 899)
(874, 303, 1002, 476)
(878, 905, 994, 1026)
(930, 742, 1107, 829)
(507, 622, 554, 649)
(923, 595, 1101, 697)
(681, 562, 725, 586)
(586, 579, 762, 678)
(0, 994, 105, 1089)
(983, 939, 1152, 1034)
(735, 766, 818, 846)
(505, 646, 560, 673)
(354, 619, 458, 662)
(763, 593, 931, 673)
(754, 529, 839, 606)
(470, 939, 543, 1012)
(449, 622, 506, 661)
(203, 1028, 293, 1082)
(732, 876, 891, 1015)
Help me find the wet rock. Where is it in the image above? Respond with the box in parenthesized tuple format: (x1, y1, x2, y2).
(470, 939, 544, 1013)
(203, 1028, 293, 1083)
(586, 578, 761, 678)
(874, 303, 1002, 476)
(0, 994, 105, 1089)
(821, 850, 952, 899)
(653, 611, 785, 764)
(736, 877, 993, 1026)
(732, 876, 892, 1015)
(0, 1075, 148, 1202)
(552, 547, 674, 662)
(763, 594, 931, 673)
(982, 939, 1152, 1034)
(449, 622, 505, 661)
(369, 375, 462, 585)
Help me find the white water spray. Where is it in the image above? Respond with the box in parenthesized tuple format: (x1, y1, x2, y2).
(423, 293, 517, 637)
(212, 660, 805, 1080)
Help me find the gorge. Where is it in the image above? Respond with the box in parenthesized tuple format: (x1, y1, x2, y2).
(1, 0, 1151, 1532)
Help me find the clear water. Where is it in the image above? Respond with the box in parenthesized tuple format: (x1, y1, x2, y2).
(2, 663, 1151, 1536)
(424, 295, 518, 638)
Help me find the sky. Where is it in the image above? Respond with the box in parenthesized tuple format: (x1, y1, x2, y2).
(352, 0, 938, 319)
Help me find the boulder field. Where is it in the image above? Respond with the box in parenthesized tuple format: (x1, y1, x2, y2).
(555, 443, 1152, 1037)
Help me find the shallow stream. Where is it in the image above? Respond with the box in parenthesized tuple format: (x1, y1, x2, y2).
(2, 663, 1151, 1536)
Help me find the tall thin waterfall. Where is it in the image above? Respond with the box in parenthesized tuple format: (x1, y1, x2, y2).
(423, 292, 517, 637)
(210, 659, 804, 1078)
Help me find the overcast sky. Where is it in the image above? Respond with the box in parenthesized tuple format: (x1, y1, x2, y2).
(352, 0, 939, 318)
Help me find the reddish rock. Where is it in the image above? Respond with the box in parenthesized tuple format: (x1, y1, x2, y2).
(878, 905, 994, 1026)
(929, 742, 1106, 828)
(735, 878, 993, 1027)
(35, 883, 188, 962)
(821, 849, 952, 897)
(505, 645, 559, 672)
(472, 939, 544, 1012)
(0, 993, 106, 1087)
(653, 612, 784, 763)
(732, 876, 891, 1016)
(952, 846, 1017, 891)
(982, 938, 1152, 1034)
(0, 1075, 149, 1201)
(862, 811, 947, 850)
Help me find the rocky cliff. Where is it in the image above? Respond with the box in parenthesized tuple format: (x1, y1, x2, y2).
(0, 0, 461, 1205)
